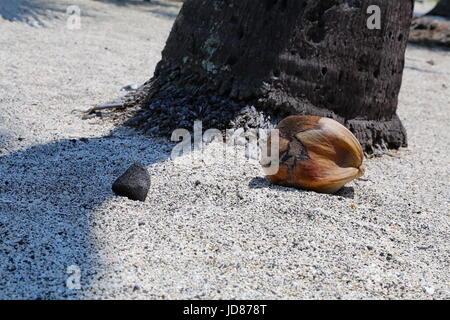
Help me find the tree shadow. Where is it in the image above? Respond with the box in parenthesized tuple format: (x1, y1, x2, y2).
(144, 8, 179, 19)
(0, 0, 66, 26)
(0, 130, 15, 153)
(248, 176, 355, 199)
(0, 127, 171, 299)
(92, 0, 181, 19)
(92, 0, 181, 9)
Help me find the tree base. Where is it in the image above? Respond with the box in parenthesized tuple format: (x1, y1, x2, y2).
(346, 115, 407, 152)
(124, 0, 412, 153)
(125, 86, 407, 153)
(409, 17, 450, 48)
(125, 85, 278, 134)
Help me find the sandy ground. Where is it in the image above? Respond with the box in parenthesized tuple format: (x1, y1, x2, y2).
(414, 0, 439, 16)
(0, 0, 449, 299)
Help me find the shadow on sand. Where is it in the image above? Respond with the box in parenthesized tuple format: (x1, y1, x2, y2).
(0, 127, 171, 298)
(93, 0, 181, 19)
(0, 0, 66, 26)
(248, 176, 355, 199)
(93, 0, 181, 8)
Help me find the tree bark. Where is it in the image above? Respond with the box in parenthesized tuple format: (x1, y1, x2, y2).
(427, 0, 450, 18)
(128, 0, 414, 152)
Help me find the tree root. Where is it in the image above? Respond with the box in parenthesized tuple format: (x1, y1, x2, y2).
(72, 103, 124, 114)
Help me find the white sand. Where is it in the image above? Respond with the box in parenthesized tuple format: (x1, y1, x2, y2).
(0, 0, 449, 299)
(414, 0, 439, 16)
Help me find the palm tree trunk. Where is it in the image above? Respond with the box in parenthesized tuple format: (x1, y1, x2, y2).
(129, 0, 414, 152)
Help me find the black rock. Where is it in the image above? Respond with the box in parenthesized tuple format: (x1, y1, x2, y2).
(112, 163, 150, 201)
